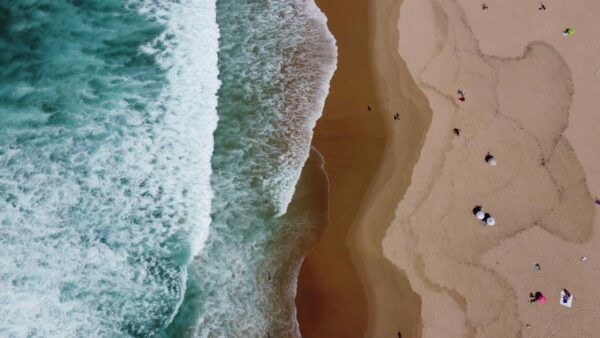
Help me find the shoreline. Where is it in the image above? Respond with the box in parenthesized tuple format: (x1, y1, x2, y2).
(296, 0, 431, 336)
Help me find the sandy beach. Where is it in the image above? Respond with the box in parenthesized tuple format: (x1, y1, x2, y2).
(298, 0, 600, 337)
(382, 0, 600, 337)
(296, 0, 430, 337)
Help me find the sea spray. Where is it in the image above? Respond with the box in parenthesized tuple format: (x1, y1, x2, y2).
(167, 0, 336, 336)
(0, 1, 219, 336)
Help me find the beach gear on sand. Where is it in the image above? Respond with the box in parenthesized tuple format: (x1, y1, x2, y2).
(485, 217, 496, 226)
(476, 211, 485, 220)
(560, 290, 573, 307)
(539, 294, 546, 303)
(562, 28, 575, 36)
(532, 263, 541, 271)
(581, 256, 588, 262)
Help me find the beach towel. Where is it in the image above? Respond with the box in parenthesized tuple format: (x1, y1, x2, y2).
(560, 290, 573, 308)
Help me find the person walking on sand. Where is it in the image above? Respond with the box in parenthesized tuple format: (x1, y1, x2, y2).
(453, 128, 461, 136)
(539, 3, 546, 10)
(481, 3, 488, 10)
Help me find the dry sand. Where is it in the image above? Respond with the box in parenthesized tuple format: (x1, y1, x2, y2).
(383, 0, 600, 337)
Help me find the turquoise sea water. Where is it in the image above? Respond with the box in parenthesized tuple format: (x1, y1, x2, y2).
(0, 0, 335, 337)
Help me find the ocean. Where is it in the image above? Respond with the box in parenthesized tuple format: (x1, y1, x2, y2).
(0, 0, 335, 337)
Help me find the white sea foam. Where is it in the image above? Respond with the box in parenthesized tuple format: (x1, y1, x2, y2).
(0, 0, 219, 336)
(272, 0, 337, 216)
(139, 0, 220, 259)
(183, 0, 337, 336)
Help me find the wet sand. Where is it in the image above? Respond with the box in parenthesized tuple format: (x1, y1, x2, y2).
(296, 0, 431, 337)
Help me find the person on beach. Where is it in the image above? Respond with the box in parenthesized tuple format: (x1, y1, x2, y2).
(485, 152, 497, 166)
(595, 197, 600, 205)
(532, 263, 541, 271)
(367, 105, 372, 112)
(457, 89, 465, 102)
(529, 291, 546, 303)
(481, 3, 488, 10)
(539, 3, 546, 10)
(453, 128, 461, 136)
(483, 212, 490, 220)
(562, 28, 575, 36)
(562, 289, 572, 303)
(393, 113, 400, 121)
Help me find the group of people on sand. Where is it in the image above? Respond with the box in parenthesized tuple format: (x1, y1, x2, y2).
(528, 289, 572, 304)
(479, 3, 578, 37)
(472, 205, 495, 226)
(469, 150, 498, 226)
(481, 3, 546, 11)
(455, 29, 582, 323)
(528, 260, 575, 309)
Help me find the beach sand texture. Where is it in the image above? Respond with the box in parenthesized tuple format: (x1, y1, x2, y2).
(383, 0, 600, 337)
(296, 0, 429, 337)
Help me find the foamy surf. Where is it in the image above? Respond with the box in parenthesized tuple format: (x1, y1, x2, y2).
(0, 0, 219, 336)
(166, 0, 336, 336)
(0, 0, 336, 335)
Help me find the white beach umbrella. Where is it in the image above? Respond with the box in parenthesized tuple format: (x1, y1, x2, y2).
(486, 217, 496, 226)
(487, 157, 497, 166)
(476, 211, 485, 220)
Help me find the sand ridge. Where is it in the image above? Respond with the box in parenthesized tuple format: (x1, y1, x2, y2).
(384, 0, 600, 337)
